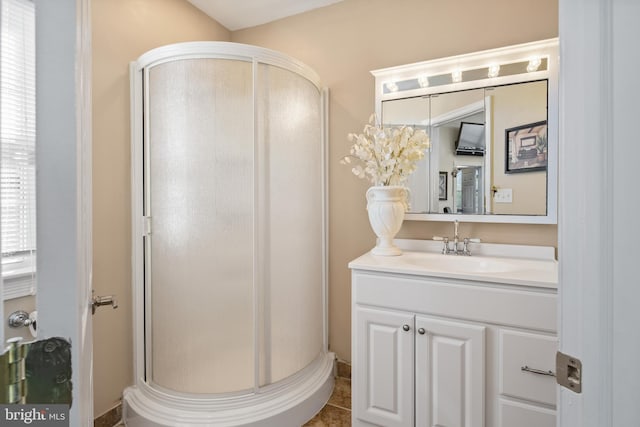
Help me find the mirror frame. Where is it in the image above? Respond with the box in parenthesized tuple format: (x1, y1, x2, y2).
(371, 38, 558, 224)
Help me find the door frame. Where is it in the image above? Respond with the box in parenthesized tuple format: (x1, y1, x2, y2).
(35, 0, 93, 424)
(558, 0, 640, 426)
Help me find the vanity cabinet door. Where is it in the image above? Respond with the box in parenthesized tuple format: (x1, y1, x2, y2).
(354, 306, 415, 427)
(415, 316, 486, 427)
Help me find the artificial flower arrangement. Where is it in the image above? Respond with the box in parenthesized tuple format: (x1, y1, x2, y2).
(341, 114, 430, 186)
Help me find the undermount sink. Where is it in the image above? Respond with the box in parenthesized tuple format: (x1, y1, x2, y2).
(403, 252, 520, 274)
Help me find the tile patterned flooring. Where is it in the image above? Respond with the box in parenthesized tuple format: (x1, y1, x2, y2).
(95, 403, 122, 427)
(303, 375, 351, 426)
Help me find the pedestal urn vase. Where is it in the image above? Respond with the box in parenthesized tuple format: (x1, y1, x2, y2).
(366, 185, 408, 256)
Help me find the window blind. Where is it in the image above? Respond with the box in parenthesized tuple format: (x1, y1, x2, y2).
(1, 0, 36, 299)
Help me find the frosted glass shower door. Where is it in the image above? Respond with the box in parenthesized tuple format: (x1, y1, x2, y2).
(146, 58, 255, 394)
(256, 64, 324, 385)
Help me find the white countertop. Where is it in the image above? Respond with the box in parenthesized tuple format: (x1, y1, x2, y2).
(349, 240, 558, 289)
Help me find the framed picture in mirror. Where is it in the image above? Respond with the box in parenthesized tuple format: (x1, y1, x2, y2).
(438, 171, 447, 200)
(505, 120, 548, 174)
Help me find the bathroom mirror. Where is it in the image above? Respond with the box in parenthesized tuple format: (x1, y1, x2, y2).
(372, 38, 558, 224)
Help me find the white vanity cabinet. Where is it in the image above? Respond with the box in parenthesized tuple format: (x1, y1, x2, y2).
(355, 306, 485, 427)
(350, 248, 558, 427)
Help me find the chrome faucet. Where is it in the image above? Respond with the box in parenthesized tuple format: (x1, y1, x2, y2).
(433, 219, 480, 255)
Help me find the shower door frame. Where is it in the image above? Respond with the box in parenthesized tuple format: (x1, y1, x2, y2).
(129, 42, 330, 404)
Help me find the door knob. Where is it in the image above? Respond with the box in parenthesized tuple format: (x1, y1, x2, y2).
(8, 310, 35, 328)
(91, 294, 118, 315)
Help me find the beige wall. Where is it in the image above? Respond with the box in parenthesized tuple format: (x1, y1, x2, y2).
(91, 0, 229, 417)
(232, 0, 558, 364)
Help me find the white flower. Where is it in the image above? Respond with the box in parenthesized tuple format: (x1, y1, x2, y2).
(341, 114, 430, 186)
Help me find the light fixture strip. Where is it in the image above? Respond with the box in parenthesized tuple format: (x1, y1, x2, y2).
(384, 56, 548, 95)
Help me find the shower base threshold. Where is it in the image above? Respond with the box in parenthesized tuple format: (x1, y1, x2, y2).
(122, 352, 335, 426)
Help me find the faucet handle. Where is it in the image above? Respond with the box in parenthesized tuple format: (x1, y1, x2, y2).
(462, 238, 471, 256)
(462, 238, 481, 255)
(442, 237, 451, 254)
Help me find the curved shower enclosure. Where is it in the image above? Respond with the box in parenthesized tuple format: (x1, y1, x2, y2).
(123, 42, 333, 426)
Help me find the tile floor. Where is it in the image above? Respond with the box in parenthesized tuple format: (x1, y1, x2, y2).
(302, 374, 351, 426)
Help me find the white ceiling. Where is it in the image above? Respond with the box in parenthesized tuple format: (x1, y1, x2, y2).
(187, 0, 344, 31)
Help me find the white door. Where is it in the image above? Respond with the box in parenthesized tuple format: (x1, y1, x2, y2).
(32, 0, 93, 425)
(559, 0, 640, 426)
(460, 167, 482, 214)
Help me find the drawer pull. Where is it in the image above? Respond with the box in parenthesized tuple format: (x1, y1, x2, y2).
(521, 365, 556, 377)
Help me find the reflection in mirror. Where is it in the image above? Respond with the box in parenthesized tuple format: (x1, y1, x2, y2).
(382, 88, 489, 214)
(429, 89, 486, 215)
(381, 96, 430, 211)
(381, 80, 549, 217)
(488, 80, 547, 215)
(372, 38, 558, 224)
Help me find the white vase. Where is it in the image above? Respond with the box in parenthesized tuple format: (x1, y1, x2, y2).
(366, 185, 408, 256)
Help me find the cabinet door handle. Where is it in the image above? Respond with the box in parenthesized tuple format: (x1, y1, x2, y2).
(418, 328, 426, 335)
(521, 365, 556, 377)
(402, 324, 410, 332)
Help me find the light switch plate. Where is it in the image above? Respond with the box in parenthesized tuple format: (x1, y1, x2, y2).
(495, 188, 513, 203)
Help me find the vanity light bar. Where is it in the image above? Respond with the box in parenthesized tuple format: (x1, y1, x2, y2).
(381, 57, 549, 94)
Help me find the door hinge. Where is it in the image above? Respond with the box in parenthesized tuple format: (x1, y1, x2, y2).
(1, 338, 29, 403)
(556, 351, 582, 393)
(144, 216, 152, 236)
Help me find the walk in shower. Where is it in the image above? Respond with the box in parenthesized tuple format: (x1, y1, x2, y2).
(123, 42, 333, 426)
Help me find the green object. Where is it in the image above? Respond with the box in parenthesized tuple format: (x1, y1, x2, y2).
(0, 337, 72, 405)
(536, 133, 548, 154)
(25, 338, 72, 405)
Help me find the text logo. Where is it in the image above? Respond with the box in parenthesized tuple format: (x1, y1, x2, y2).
(1, 405, 69, 426)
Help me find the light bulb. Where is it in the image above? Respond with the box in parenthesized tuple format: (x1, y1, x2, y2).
(385, 82, 398, 92)
(418, 75, 429, 88)
(488, 64, 500, 78)
(451, 70, 462, 83)
(527, 57, 542, 72)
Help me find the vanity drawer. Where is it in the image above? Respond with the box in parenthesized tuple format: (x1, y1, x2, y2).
(499, 329, 557, 406)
